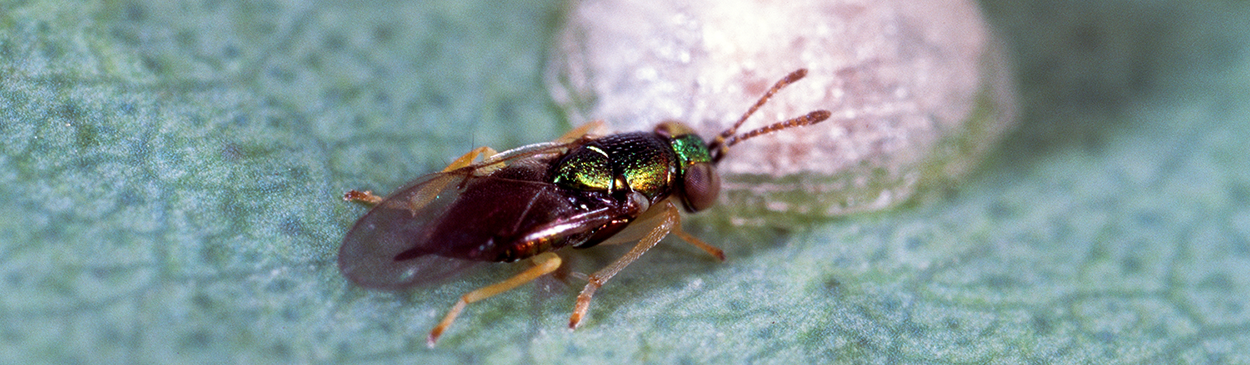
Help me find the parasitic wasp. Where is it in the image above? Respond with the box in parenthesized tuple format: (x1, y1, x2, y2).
(339, 68, 831, 346)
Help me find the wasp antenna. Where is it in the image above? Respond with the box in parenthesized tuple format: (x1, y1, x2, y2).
(711, 110, 832, 163)
(708, 69, 817, 162)
(711, 69, 810, 146)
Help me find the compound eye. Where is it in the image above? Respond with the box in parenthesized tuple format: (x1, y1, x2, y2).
(681, 163, 720, 212)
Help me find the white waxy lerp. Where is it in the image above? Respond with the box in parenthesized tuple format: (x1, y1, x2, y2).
(548, 0, 1016, 223)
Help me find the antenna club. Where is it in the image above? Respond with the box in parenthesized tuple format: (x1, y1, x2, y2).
(786, 68, 808, 82)
(809, 110, 832, 123)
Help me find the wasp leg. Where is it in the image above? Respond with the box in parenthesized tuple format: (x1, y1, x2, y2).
(389, 146, 501, 213)
(556, 120, 608, 143)
(670, 223, 726, 261)
(568, 201, 682, 329)
(342, 146, 499, 209)
(428, 252, 562, 347)
(442, 146, 499, 172)
(596, 200, 725, 261)
(343, 190, 384, 205)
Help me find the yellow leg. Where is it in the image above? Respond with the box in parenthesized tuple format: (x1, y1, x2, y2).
(568, 201, 682, 329)
(443, 146, 500, 172)
(344, 146, 498, 209)
(557, 121, 608, 143)
(597, 199, 726, 261)
(405, 146, 500, 213)
(428, 252, 563, 347)
(671, 224, 726, 261)
(342, 190, 384, 205)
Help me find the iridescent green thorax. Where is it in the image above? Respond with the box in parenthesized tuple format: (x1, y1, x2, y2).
(551, 132, 678, 200)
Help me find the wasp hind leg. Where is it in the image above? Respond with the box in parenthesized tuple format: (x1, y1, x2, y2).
(568, 201, 689, 329)
(428, 252, 562, 347)
(342, 190, 385, 205)
(343, 146, 499, 207)
(441, 146, 499, 172)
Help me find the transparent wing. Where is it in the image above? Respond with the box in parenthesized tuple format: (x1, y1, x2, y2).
(338, 142, 575, 290)
(338, 171, 480, 289)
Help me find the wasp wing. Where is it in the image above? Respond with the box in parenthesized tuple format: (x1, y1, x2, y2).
(338, 142, 579, 290)
(338, 171, 481, 289)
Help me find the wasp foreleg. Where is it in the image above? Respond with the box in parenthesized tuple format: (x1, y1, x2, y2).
(428, 252, 562, 347)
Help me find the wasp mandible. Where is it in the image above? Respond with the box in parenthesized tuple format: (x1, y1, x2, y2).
(339, 69, 832, 346)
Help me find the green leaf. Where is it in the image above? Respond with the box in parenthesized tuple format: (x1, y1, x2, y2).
(3, 0, 1249, 363)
